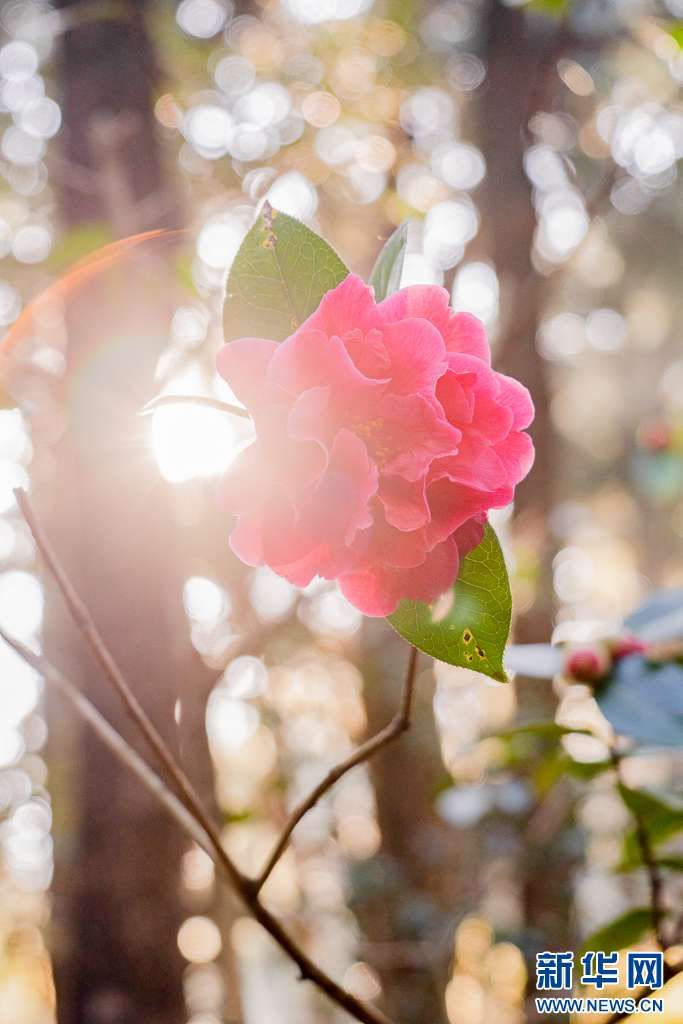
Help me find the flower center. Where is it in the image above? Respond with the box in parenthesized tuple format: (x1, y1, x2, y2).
(352, 417, 396, 469)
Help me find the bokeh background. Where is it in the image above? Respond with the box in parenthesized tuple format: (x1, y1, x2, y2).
(0, 0, 683, 1022)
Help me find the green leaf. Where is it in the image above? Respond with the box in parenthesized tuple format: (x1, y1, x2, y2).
(223, 202, 349, 343)
(369, 221, 410, 301)
(618, 786, 683, 867)
(498, 723, 587, 742)
(388, 524, 511, 682)
(667, 20, 683, 48)
(562, 755, 612, 781)
(47, 222, 114, 272)
(656, 856, 683, 871)
(618, 784, 683, 823)
(580, 908, 654, 955)
(618, 856, 683, 874)
(526, 0, 568, 14)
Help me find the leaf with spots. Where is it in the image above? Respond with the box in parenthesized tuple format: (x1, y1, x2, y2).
(388, 524, 512, 682)
(223, 202, 349, 343)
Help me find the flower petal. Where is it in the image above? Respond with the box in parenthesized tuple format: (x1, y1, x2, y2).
(494, 430, 535, 484)
(339, 536, 460, 616)
(301, 273, 380, 336)
(216, 337, 278, 409)
(378, 475, 430, 531)
(432, 437, 508, 491)
(268, 327, 386, 408)
(377, 393, 461, 482)
(378, 286, 490, 363)
(299, 427, 378, 547)
(495, 373, 535, 430)
(380, 317, 447, 395)
(423, 477, 489, 547)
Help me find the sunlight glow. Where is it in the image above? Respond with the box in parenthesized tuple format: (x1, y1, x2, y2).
(151, 402, 243, 483)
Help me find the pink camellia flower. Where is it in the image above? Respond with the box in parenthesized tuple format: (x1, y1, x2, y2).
(216, 274, 534, 616)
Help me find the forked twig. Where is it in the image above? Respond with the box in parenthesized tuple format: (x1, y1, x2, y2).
(256, 644, 419, 891)
(0, 629, 395, 1024)
(14, 488, 247, 895)
(0, 629, 214, 857)
(11, 488, 396, 1024)
(610, 750, 668, 953)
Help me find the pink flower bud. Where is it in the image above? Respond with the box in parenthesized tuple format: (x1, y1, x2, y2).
(637, 420, 671, 453)
(563, 643, 612, 684)
(610, 634, 648, 660)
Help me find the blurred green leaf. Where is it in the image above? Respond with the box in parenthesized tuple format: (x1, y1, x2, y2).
(526, 0, 568, 15)
(562, 756, 612, 781)
(173, 252, 197, 296)
(369, 221, 410, 301)
(655, 856, 683, 871)
(388, 525, 511, 681)
(498, 723, 586, 742)
(619, 785, 683, 867)
(223, 202, 349, 343)
(580, 908, 654, 955)
(618, 856, 683, 874)
(618, 784, 683, 823)
(667, 20, 683, 47)
(48, 222, 114, 272)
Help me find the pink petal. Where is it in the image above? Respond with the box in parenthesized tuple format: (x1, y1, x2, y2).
(378, 475, 430, 531)
(229, 514, 264, 567)
(299, 428, 378, 547)
(494, 430, 535, 484)
(495, 373, 535, 430)
(424, 477, 488, 547)
(436, 370, 476, 426)
(380, 317, 447, 395)
(353, 515, 429, 569)
(452, 516, 486, 557)
(339, 536, 460, 616)
(288, 386, 333, 445)
(378, 286, 491, 364)
(432, 437, 508, 491)
(343, 328, 391, 379)
(216, 337, 278, 409)
(470, 388, 514, 444)
(268, 327, 386, 405)
(377, 393, 461, 482)
(301, 273, 380, 336)
(445, 312, 489, 363)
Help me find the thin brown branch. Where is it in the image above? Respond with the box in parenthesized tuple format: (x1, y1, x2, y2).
(0, 637, 395, 1024)
(0, 628, 215, 857)
(12, 489, 395, 1024)
(138, 394, 251, 418)
(603, 962, 683, 1024)
(14, 488, 248, 894)
(256, 644, 419, 892)
(611, 751, 668, 952)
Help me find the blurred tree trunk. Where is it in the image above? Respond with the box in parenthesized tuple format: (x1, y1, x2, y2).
(355, 632, 473, 1024)
(38, 4, 230, 1023)
(478, 0, 577, 972)
(479, 0, 557, 648)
